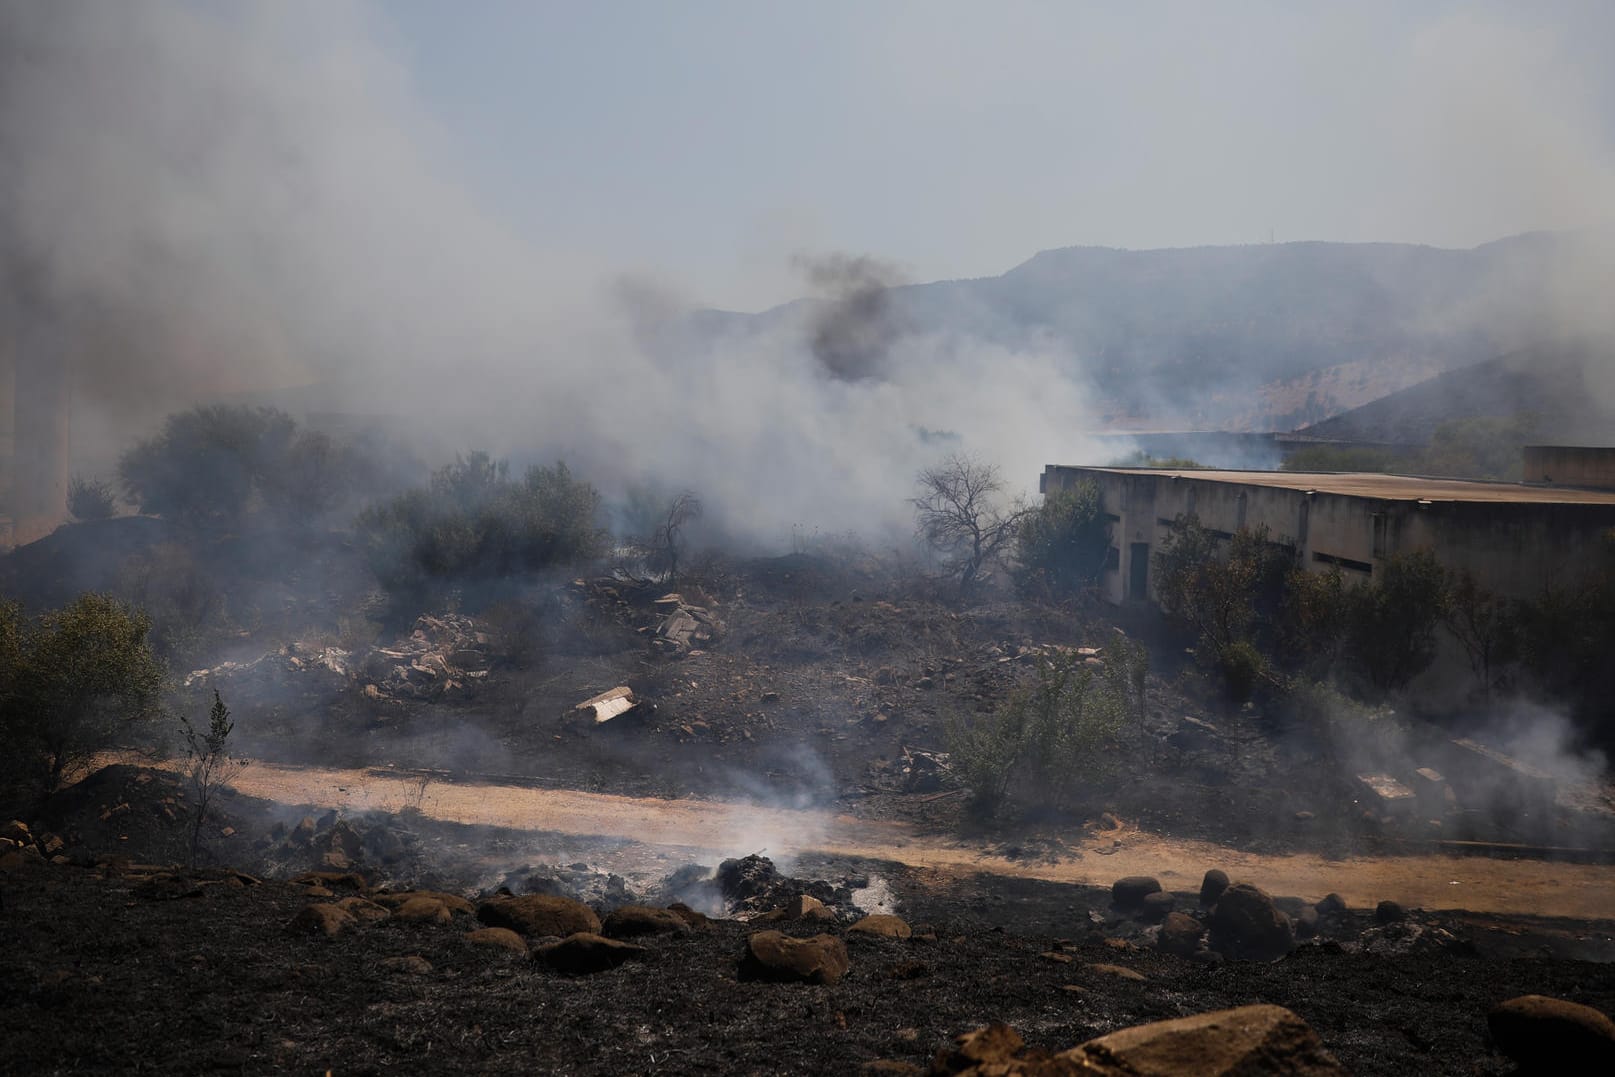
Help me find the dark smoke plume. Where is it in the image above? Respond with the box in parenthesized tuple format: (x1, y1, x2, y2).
(794, 253, 908, 381)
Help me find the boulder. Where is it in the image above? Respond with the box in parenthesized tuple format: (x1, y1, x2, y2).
(465, 927, 529, 954)
(666, 902, 711, 928)
(1140, 891, 1175, 921)
(290, 870, 368, 892)
(739, 931, 850, 985)
(602, 905, 691, 938)
(1112, 876, 1163, 910)
(1315, 893, 1347, 918)
(1200, 869, 1230, 906)
(1157, 912, 1205, 956)
(848, 914, 912, 939)
(379, 955, 434, 976)
(1087, 963, 1147, 982)
(931, 1022, 1024, 1071)
(1375, 900, 1406, 924)
(393, 897, 452, 925)
(336, 897, 392, 925)
(1488, 995, 1615, 1071)
(1063, 1004, 1346, 1075)
(477, 894, 601, 938)
(373, 890, 475, 915)
(288, 903, 357, 938)
(1208, 883, 1294, 961)
(786, 894, 836, 921)
(0, 820, 32, 846)
(533, 932, 646, 974)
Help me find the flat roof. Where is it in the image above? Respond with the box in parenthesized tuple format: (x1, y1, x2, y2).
(1058, 467, 1615, 505)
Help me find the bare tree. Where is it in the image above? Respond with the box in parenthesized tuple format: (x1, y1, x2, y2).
(912, 455, 1026, 597)
(648, 491, 702, 583)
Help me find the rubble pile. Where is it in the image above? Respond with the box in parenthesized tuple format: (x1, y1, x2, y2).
(184, 613, 496, 719)
(650, 592, 724, 654)
(568, 577, 726, 657)
(353, 613, 493, 704)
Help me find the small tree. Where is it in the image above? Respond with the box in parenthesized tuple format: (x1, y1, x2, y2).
(912, 454, 1026, 598)
(118, 404, 297, 527)
(1343, 550, 1449, 697)
(1276, 564, 1350, 679)
(1014, 480, 1110, 598)
(1153, 517, 1290, 700)
(179, 690, 246, 868)
(67, 475, 118, 521)
(1, 594, 165, 800)
(1443, 569, 1513, 701)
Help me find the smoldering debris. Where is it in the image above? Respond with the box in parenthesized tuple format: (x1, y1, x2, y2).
(793, 253, 909, 381)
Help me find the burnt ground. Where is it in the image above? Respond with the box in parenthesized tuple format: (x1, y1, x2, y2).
(178, 553, 1615, 859)
(4, 846, 1615, 1076)
(6, 544, 1615, 1073)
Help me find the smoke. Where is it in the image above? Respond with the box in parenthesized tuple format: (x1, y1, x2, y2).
(792, 253, 909, 382)
(0, 0, 1106, 543)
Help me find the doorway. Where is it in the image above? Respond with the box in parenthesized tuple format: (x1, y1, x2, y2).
(1129, 542, 1149, 601)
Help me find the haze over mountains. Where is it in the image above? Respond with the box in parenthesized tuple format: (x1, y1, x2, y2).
(700, 229, 1615, 435)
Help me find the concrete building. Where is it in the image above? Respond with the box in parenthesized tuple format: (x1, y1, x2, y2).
(1, 293, 73, 548)
(1039, 465, 1615, 607)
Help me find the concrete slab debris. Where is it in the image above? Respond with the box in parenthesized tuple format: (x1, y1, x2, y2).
(576, 687, 637, 724)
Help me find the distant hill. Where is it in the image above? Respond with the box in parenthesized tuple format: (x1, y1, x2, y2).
(701, 230, 1614, 431)
(1288, 338, 1615, 448)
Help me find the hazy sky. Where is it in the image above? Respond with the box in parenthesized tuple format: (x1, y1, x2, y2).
(375, 0, 1615, 310)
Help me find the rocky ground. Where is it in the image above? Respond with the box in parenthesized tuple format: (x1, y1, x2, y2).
(5, 813, 1615, 1075)
(6, 546, 1615, 1073)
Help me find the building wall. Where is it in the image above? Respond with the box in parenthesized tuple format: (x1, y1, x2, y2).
(1523, 445, 1615, 490)
(4, 315, 72, 547)
(1042, 466, 1615, 606)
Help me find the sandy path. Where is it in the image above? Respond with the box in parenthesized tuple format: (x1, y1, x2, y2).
(210, 760, 1615, 920)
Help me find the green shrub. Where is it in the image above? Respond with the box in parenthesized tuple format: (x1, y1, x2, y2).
(66, 475, 118, 521)
(1014, 480, 1110, 598)
(1275, 565, 1349, 678)
(356, 453, 608, 607)
(0, 594, 166, 800)
(1216, 640, 1268, 704)
(947, 645, 1144, 817)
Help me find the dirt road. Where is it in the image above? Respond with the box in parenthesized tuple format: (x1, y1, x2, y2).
(203, 759, 1615, 920)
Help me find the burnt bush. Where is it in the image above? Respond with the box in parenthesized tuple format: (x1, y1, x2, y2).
(66, 475, 118, 521)
(356, 452, 608, 609)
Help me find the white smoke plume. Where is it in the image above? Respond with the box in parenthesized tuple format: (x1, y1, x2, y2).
(0, 0, 1105, 544)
